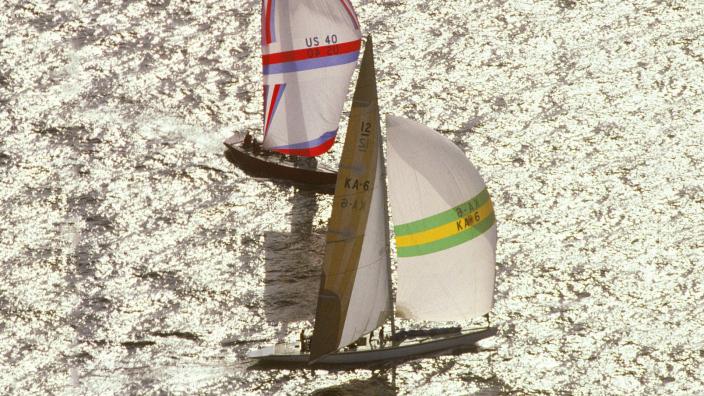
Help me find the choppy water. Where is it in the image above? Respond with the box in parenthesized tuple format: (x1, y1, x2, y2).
(2, 0, 704, 394)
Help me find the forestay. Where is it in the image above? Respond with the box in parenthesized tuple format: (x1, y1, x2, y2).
(261, 0, 362, 156)
(310, 39, 391, 361)
(386, 116, 497, 322)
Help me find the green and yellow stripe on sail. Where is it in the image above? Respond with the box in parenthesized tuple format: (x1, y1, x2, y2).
(394, 188, 495, 257)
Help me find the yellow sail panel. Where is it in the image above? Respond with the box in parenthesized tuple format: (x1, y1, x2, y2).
(310, 37, 391, 362)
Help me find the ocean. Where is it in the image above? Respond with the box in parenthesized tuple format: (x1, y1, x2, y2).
(1, 0, 703, 394)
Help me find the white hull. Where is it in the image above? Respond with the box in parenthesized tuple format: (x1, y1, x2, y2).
(246, 327, 496, 365)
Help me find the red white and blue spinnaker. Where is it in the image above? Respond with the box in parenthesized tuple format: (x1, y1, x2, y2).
(261, 0, 362, 157)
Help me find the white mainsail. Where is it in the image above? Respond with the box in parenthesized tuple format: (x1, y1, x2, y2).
(310, 38, 391, 361)
(339, 147, 391, 344)
(261, 0, 362, 156)
(386, 115, 497, 322)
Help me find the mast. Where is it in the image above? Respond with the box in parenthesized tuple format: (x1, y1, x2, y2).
(380, 131, 396, 336)
(373, 36, 396, 336)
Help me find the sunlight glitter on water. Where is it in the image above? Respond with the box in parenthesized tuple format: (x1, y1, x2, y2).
(1, 0, 703, 394)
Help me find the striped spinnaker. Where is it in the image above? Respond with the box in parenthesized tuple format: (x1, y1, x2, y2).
(262, 0, 277, 45)
(387, 115, 497, 322)
(262, 40, 361, 75)
(260, 0, 362, 157)
(263, 83, 285, 136)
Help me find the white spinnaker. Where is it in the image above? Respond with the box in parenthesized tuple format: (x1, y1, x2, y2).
(386, 115, 497, 321)
(339, 145, 392, 347)
(261, 0, 362, 156)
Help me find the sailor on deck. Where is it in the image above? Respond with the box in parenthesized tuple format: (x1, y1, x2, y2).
(299, 329, 307, 352)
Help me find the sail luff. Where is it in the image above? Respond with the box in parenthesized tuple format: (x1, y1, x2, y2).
(310, 37, 391, 362)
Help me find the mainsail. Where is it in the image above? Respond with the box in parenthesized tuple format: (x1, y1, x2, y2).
(310, 38, 391, 361)
(261, 0, 362, 156)
(386, 116, 497, 321)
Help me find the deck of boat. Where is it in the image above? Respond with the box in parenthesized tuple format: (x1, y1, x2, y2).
(247, 327, 497, 366)
(223, 132, 336, 194)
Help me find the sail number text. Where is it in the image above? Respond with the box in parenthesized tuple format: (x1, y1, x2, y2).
(340, 198, 366, 210)
(305, 34, 339, 48)
(454, 198, 482, 230)
(358, 122, 372, 152)
(456, 211, 481, 231)
(454, 198, 480, 218)
(340, 177, 370, 211)
(344, 177, 370, 191)
(303, 35, 343, 58)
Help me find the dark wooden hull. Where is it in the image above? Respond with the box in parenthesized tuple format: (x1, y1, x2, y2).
(223, 133, 336, 194)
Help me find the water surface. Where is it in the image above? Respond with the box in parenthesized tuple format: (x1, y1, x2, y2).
(1, 0, 703, 394)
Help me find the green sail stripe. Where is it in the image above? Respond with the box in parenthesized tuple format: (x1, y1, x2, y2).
(394, 188, 491, 236)
(396, 212, 495, 257)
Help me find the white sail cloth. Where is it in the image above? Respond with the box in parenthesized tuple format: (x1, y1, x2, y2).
(338, 146, 391, 346)
(386, 115, 497, 321)
(261, 0, 362, 156)
(310, 38, 391, 361)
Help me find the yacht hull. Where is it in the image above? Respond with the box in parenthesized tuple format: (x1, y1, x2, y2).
(223, 132, 336, 194)
(246, 327, 496, 366)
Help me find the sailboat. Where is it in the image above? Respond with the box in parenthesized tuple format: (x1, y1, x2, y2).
(224, 0, 363, 193)
(247, 37, 499, 366)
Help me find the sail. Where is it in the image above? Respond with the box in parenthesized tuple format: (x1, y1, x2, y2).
(386, 116, 497, 322)
(310, 37, 391, 361)
(261, 0, 362, 157)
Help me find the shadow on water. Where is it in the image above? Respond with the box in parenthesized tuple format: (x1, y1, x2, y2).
(46, 126, 117, 379)
(249, 363, 397, 395)
(262, 188, 325, 325)
(52, 125, 114, 343)
(311, 374, 396, 396)
(248, 347, 508, 394)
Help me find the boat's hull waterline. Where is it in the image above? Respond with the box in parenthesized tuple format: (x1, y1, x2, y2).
(247, 327, 497, 366)
(223, 132, 336, 193)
